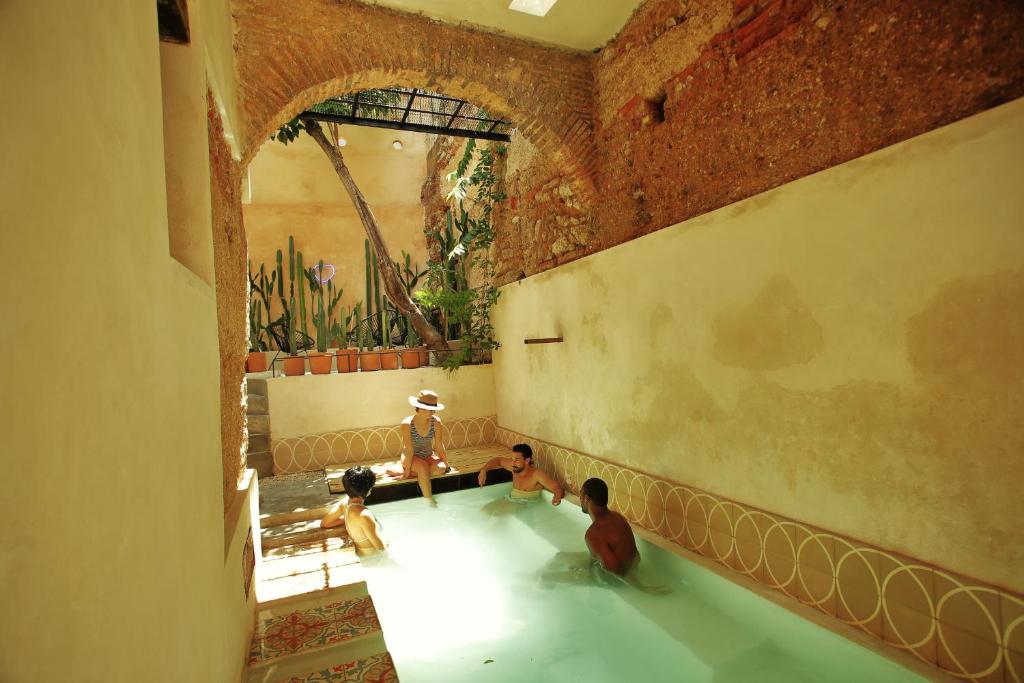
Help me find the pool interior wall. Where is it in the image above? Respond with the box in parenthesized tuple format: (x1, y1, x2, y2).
(359, 485, 930, 683)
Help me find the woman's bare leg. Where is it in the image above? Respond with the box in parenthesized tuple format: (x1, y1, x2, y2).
(410, 457, 433, 500)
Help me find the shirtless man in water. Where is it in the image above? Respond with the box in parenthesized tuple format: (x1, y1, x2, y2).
(477, 443, 564, 505)
(580, 477, 637, 575)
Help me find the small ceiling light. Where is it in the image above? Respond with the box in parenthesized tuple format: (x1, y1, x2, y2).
(509, 0, 557, 17)
(337, 137, 347, 147)
(392, 140, 403, 151)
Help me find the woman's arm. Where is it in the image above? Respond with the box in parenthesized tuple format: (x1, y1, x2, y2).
(400, 422, 414, 477)
(433, 418, 447, 462)
(320, 499, 345, 529)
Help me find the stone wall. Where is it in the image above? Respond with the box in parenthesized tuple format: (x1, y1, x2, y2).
(208, 92, 248, 514)
(593, 0, 1024, 246)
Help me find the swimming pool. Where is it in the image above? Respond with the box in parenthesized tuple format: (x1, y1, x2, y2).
(360, 485, 928, 682)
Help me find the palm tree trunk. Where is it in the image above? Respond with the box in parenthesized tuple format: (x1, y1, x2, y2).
(302, 119, 448, 352)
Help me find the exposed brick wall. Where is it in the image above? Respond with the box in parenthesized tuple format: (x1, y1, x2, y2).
(232, 0, 1023, 283)
(595, 0, 1024, 245)
(493, 137, 598, 283)
(208, 92, 248, 515)
(233, 0, 595, 186)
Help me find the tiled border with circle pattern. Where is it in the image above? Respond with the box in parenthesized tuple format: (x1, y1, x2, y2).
(272, 416, 498, 474)
(495, 426, 1024, 683)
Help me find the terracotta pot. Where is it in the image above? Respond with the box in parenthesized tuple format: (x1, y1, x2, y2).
(400, 349, 420, 369)
(417, 346, 430, 366)
(246, 351, 267, 373)
(282, 356, 305, 376)
(336, 348, 357, 373)
(380, 349, 399, 371)
(309, 353, 333, 375)
(359, 351, 381, 372)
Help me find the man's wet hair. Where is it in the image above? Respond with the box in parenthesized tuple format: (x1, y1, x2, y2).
(342, 466, 376, 498)
(512, 443, 533, 461)
(581, 478, 609, 507)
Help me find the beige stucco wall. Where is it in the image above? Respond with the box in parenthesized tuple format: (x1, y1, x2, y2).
(245, 203, 428, 319)
(267, 365, 495, 438)
(160, 26, 215, 285)
(0, 2, 251, 680)
(244, 130, 430, 337)
(493, 98, 1024, 592)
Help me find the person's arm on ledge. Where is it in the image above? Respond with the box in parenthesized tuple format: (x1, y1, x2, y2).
(536, 469, 564, 506)
(477, 456, 511, 487)
(320, 499, 345, 529)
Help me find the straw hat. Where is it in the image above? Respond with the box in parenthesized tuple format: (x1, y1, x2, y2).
(409, 390, 444, 411)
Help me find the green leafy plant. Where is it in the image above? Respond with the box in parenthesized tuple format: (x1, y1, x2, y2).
(248, 260, 277, 352)
(416, 139, 506, 371)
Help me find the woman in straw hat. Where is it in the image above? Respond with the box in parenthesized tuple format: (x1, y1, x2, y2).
(400, 390, 451, 503)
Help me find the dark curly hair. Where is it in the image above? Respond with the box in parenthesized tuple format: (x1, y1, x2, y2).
(342, 466, 376, 498)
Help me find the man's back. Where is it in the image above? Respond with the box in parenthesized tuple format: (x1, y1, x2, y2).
(586, 510, 637, 575)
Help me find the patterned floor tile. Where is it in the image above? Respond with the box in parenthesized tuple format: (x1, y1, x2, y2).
(249, 596, 382, 665)
(279, 651, 398, 683)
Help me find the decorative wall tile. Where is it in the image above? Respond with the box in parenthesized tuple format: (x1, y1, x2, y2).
(273, 416, 498, 474)
(495, 426, 1024, 683)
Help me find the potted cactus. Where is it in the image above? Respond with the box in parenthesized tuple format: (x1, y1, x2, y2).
(335, 306, 358, 373)
(400, 319, 422, 369)
(280, 237, 306, 376)
(247, 260, 275, 373)
(307, 259, 342, 375)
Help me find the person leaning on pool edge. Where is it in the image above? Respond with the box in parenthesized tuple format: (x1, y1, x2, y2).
(400, 390, 451, 504)
(580, 477, 638, 576)
(320, 466, 386, 555)
(477, 443, 564, 505)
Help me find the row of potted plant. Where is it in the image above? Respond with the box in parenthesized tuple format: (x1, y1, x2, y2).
(247, 236, 433, 377)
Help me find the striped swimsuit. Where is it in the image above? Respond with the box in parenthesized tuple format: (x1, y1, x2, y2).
(409, 418, 435, 459)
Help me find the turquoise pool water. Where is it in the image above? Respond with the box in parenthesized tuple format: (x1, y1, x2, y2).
(361, 485, 926, 683)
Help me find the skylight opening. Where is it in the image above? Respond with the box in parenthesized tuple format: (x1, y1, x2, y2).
(508, 0, 558, 18)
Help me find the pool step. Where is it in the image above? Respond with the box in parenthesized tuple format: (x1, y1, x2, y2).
(261, 517, 350, 551)
(256, 536, 365, 604)
(246, 585, 398, 682)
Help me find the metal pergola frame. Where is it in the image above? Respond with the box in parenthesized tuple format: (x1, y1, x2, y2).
(300, 88, 512, 142)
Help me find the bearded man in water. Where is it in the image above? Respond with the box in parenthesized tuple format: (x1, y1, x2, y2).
(477, 443, 563, 505)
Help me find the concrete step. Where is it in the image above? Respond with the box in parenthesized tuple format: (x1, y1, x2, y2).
(246, 395, 269, 415)
(247, 378, 268, 397)
(247, 451, 273, 479)
(256, 536, 365, 603)
(248, 433, 270, 454)
(261, 517, 350, 551)
(261, 504, 334, 529)
(247, 414, 271, 435)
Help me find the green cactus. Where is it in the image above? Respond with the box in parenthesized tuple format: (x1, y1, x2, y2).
(297, 249, 309, 350)
(288, 236, 298, 355)
(364, 240, 373, 345)
(372, 250, 382, 344)
(352, 302, 363, 351)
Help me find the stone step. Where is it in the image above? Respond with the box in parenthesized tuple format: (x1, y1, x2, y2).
(247, 451, 273, 479)
(261, 517, 350, 551)
(246, 395, 268, 415)
(247, 377, 268, 397)
(261, 504, 334, 529)
(248, 433, 270, 454)
(256, 537, 365, 603)
(247, 414, 271, 435)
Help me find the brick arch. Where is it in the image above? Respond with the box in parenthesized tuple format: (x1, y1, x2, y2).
(235, 0, 596, 194)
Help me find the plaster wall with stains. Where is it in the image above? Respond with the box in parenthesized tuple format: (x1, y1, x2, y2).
(493, 99, 1024, 593)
